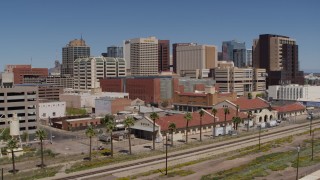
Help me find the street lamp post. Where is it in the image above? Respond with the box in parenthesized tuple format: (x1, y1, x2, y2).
(49, 116, 53, 144)
(296, 145, 300, 180)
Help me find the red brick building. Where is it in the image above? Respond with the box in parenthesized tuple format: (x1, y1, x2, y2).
(13, 66, 48, 84)
(100, 78, 124, 92)
(100, 78, 161, 104)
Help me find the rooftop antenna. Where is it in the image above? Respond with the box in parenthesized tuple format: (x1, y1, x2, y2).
(30, 57, 33, 67)
(80, 33, 84, 46)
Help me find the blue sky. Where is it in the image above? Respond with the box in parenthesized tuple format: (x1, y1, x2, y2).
(0, 0, 319, 72)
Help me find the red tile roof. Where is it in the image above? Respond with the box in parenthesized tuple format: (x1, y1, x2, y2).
(232, 97, 269, 111)
(157, 108, 247, 131)
(178, 92, 207, 97)
(272, 103, 306, 113)
(217, 93, 233, 97)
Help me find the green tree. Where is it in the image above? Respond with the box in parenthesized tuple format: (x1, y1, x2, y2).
(101, 114, 116, 157)
(168, 122, 176, 146)
(161, 100, 169, 108)
(7, 138, 18, 174)
(248, 93, 253, 99)
(0, 128, 10, 141)
(211, 108, 218, 137)
(232, 116, 242, 130)
(21, 131, 29, 143)
(256, 93, 265, 98)
(224, 108, 230, 135)
(184, 112, 193, 143)
(85, 124, 96, 161)
(199, 109, 205, 142)
(150, 112, 159, 150)
(236, 105, 239, 117)
(36, 128, 47, 168)
(124, 117, 135, 155)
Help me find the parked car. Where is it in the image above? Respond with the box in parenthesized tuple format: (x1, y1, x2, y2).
(276, 119, 281, 124)
(98, 134, 111, 142)
(228, 129, 238, 136)
(213, 126, 232, 136)
(257, 122, 266, 129)
(267, 120, 278, 127)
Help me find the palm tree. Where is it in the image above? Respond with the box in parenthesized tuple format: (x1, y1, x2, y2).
(224, 108, 230, 135)
(101, 114, 116, 157)
(36, 128, 47, 168)
(150, 112, 159, 150)
(7, 138, 18, 174)
(232, 116, 242, 130)
(236, 105, 239, 117)
(85, 124, 96, 161)
(247, 111, 253, 132)
(211, 108, 218, 137)
(168, 122, 176, 146)
(184, 112, 193, 143)
(124, 116, 135, 155)
(199, 109, 205, 141)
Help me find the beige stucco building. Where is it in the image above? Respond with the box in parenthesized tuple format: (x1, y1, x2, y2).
(124, 36, 159, 76)
(176, 44, 217, 77)
(213, 61, 266, 96)
(73, 57, 126, 90)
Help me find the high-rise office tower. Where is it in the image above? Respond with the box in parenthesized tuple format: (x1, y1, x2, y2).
(124, 36, 158, 76)
(246, 49, 252, 67)
(107, 46, 123, 58)
(176, 44, 217, 75)
(222, 40, 246, 67)
(61, 38, 90, 77)
(252, 34, 304, 86)
(172, 43, 196, 73)
(158, 40, 170, 72)
(74, 57, 126, 90)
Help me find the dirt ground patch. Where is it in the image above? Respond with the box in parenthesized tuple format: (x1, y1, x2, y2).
(137, 131, 320, 180)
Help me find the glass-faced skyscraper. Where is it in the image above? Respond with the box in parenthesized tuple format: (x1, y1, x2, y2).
(107, 46, 123, 58)
(222, 40, 246, 68)
(61, 38, 90, 77)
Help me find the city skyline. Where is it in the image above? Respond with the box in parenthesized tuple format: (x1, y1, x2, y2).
(0, 0, 319, 72)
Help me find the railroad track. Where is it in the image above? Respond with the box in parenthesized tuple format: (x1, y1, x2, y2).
(55, 120, 320, 180)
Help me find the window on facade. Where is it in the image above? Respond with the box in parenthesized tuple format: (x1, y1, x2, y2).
(53, 112, 56, 116)
(43, 113, 46, 117)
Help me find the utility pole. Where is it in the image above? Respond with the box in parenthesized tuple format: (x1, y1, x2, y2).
(165, 133, 168, 175)
(259, 126, 261, 150)
(310, 116, 313, 136)
(312, 130, 314, 161)
(296, 145, 300, 180)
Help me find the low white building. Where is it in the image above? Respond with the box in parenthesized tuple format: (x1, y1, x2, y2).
(60, 88, 129, 109)
(213, 97, 277, 125)
(38, 101, 66, 119)
(267, 84, 320, 101)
